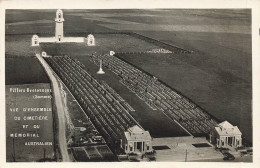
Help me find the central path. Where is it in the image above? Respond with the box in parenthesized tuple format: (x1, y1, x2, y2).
(36, 54, 70, 162)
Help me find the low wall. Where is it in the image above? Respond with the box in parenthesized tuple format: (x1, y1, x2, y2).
(38, 37, 56, 42)
(62, 37, 84, 43)
(38, 36, 84, 43)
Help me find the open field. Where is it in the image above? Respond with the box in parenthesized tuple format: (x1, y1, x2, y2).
(107, 9, 250, 25)
(6, 57, 50, 85)
(6, 9, 113, 34)
(6, 83, 55, 162)
(138, 31, 251, 55)
(6, 9, 250, 34)
(135, 31, 251, 78)
(5, 35, 42, 56)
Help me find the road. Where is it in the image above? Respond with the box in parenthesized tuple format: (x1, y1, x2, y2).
(36, 54, 71, 162)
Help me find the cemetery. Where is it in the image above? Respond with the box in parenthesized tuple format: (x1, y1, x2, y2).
(6, 8, 252, 162)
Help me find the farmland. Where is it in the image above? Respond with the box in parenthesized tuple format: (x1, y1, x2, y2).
(5, 9, 113, 34)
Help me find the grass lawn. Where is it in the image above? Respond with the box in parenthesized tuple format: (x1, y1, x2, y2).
(6, 57, 50, 85)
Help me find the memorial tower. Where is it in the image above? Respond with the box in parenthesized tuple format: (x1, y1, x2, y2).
(55, 9, 64, 42)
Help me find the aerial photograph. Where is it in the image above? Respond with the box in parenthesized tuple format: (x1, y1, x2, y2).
(5, 8, 252, 162)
